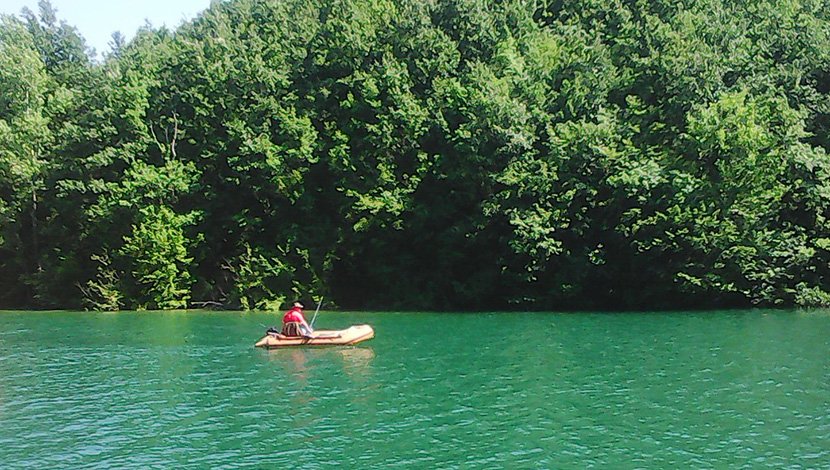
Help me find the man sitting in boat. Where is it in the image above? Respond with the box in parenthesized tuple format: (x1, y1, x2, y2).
(282, 302, 313, 337)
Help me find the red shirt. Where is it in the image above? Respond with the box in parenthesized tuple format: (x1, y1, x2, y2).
(283, 307, 305, 324)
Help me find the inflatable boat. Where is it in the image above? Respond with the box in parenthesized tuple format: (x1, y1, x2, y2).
(254, 324, 375, 348)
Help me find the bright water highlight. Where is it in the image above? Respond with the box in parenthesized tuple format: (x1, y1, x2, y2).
(0, 310, 828, 468)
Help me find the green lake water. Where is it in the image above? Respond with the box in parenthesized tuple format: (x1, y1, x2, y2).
(0, 310, 828, 468)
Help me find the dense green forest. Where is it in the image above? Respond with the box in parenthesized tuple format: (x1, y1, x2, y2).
(1, 0, 829, 311)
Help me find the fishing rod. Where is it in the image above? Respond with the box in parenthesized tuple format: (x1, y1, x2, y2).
(309, 297, 324, 328)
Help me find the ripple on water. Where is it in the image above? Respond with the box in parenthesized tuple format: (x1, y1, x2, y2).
(1, 310, 829, 468)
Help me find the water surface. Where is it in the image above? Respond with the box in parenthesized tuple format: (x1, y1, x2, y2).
(0, 310, 828, 468)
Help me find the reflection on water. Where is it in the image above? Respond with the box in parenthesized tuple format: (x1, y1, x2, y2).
(265, 347, 375, 381)
(337, 347, 375, 375)
(260, 346, 377, 440)
(262, 347, 376, 411)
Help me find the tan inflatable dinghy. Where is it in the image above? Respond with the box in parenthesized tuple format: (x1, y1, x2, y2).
(254, 324, 374, 348)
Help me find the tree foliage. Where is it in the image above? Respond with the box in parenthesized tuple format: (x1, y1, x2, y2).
(1, 0, 829, 310)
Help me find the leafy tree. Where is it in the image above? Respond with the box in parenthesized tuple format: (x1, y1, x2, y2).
(1, 0, 829, 310)
(118, 205, 196, 310)
(0, 15, 53, 304)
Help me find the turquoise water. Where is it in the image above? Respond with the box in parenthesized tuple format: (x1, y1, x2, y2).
(0, 310, 828, 468)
